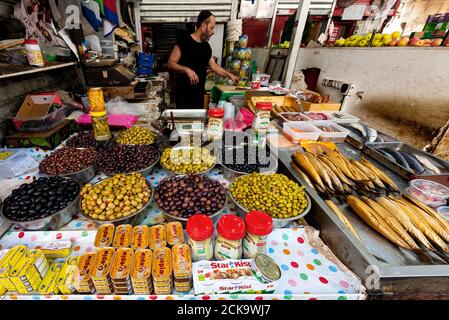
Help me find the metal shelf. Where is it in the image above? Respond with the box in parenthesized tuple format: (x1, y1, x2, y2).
(0, 62, 76, 80)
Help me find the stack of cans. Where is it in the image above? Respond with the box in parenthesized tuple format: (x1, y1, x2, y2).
(91, 247, 115, 294)
(0, 246, 27, 292)
(110, 248, 134, 295)
(152, 247, 172, 294)
(38, 262, 64, 295)
(172, 244, 192, 293)
(74, 252, 97, 294)
(9, 249, 49, 294)
(131, 249, 153, 294)
(56, 257, 79, 294)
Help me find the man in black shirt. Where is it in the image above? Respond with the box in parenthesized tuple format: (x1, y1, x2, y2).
(168, 10, 239, 109)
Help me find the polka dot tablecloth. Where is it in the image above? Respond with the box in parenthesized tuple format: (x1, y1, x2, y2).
(0, 229, 365, 300)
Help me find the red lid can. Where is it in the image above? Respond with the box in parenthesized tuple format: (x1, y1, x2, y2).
(217, 214, 246, 240)
(208, 108, 225, 118)
(186, 214, 214, 241)
(245, 211, 273, 236)
(24, 39, 38, 45)
(256, 102, 272, 111)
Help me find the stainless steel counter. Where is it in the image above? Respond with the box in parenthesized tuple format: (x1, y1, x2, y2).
(275, 143, 449, 297)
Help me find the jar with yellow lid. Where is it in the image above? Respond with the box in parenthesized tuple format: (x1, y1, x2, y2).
(88, 88, 111, 141)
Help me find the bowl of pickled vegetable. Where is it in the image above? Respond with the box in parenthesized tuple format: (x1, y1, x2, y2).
(229, 173, 311, 228)
(160, 147, 216, 175)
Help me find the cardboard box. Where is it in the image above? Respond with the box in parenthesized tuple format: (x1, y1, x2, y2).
(300, 100, 341, 112)
(12, 93, 65, 132)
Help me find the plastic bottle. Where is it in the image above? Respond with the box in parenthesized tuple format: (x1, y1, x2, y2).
(243, 211, 273, 258)
(24, 39, 44, 67)
(186, 214, 214, 262)
(214, 214, 246, 260)
(87, 88, 112, 141)
(207, 108, 225, 141)
(223, 102, 235, 121)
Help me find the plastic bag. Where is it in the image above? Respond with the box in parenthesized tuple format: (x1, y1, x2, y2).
(235, 107, 254, 128)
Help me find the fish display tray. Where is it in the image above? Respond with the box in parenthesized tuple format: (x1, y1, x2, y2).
(364, 142, 449, 180)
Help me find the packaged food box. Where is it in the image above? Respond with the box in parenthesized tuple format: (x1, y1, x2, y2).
(149, 225, 167, 250)
(42, 240, 73, 259)
(166, 222, 184, 247)
(38, 262, 63, 295)
(56, 257, 79, 294)
(0, 246, 28, 291)
(0, 148, 39, 179)
(74, 252, 97, 293)
(9, 249, 49, 294)
(113, 224, 133, 248)
(283, 122, 322, 143)
(192, 259, 277, 295)
(132, 225, 149, 250)
(95, 224, 115, 247)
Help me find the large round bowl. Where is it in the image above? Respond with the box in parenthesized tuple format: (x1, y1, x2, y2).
(78, 175, 154, 226)
(154, 175, 227, 226)
(160, 146, 216, 176)
(96, 152, 160, 178)
(228, 181, 311, 228)
(0, 178, 81, 231)
(114, 129, 161, 146)
(217, 146, 279, 182)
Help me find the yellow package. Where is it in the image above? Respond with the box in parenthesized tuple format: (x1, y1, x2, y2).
(38, 262, 63, 295)
(56, 257, 79, 294)
(131, 249, 152, 283)
(74, 252, 97, 292)
(152, 247, 171, 281)
(149, 225, 166, 250)
(131, 226, 149, 250)
(9, 249, 48, 294)
(113, 224, 133, 248)
(172, 244, 192, 279)
(91, 247, 115, 281)
(42, 240, 73, 259)
(166, 222, 185, 246)
(110, 248, 134, 280)
(0, 246, 27, 291)
(95, 224, 115, 247)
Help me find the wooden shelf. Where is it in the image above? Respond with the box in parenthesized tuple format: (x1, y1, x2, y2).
(0, 62, 76, 80)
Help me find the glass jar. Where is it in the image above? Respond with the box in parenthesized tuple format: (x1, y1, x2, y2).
(207, 108, 224, 141)
(243, 211, 273, 259)
(252, 102, 272, 134)
(91, 112, 111, 141)
(186, 214, 214, 262)
(214, 214, 246, 260)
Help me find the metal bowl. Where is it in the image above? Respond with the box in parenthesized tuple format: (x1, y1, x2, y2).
(160, 146, 216, 176)
(114, 129, 161, 146)
(0, 178, 81, 231)
(154, 175, 227, 226)
(228, 180, 312, 228)
(96, 152, 160, 177)
(78, 176, 154, 226)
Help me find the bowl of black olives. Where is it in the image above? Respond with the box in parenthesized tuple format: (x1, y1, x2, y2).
(0, 176, 81, 230)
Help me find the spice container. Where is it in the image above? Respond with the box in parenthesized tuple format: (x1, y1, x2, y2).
(207, 108, 225, 141)
(88, 88, 111, 141)
(214, 214, 246, 260)
(186, 214, 214, 262)
(252, 102, 272, 134)
(251, 254, 281, 284)
(24, 39, 44, 67)
(243, 211, 273, 258)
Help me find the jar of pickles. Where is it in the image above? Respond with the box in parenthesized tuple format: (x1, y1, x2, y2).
(88, 88, 111, 141)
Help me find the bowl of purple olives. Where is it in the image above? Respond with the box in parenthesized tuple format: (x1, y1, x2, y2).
(154, 174, 228, 224)
(0, 176, 80, 230)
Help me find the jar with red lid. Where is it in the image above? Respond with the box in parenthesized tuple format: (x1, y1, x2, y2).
(214, 214, 246, 260)
(252, 102, 272, 134)
(207, 108, 225, 141)
(186, 214, 214, 261)
(243, 211, 273, 258)
(24, 39, 44, 67)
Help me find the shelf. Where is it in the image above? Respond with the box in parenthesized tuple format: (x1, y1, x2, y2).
(0, 62, 76, 80)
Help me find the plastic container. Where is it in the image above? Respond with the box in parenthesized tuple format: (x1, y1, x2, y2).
(283, 122, 322, 143)
(278, 112, 312, 122)
(437, 206, 449, 222)
(252, 102, 273, 134)
(304, 112, 333, 121)
(24, 39, 44, 67)
(311, 121, 350, 143)
(0, 148, 39, 179)
(406, 179, 449, 208)
(251, 81, 261, 90)
(229, 96, 244, 110)
(207, 108, 224, 141)
(214, 214, 246, 260)
(323, 111, 360, 124)
(243, 211, 273, 259)
(223, 102, 235, 121)
(186, 214, 214, 262)
(258, 74, 271, 87)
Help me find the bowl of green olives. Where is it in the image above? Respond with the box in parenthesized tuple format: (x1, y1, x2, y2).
(229, 173, 311, 228)
(160, 146, 216, 176)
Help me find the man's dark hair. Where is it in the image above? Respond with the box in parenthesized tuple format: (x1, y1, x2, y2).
(196, 10, 213, 28)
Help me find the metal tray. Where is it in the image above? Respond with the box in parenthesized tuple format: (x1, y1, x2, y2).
(364, 142, 449, 180)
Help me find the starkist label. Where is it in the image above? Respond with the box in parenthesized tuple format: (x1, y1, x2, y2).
(210, 260, 251, 269)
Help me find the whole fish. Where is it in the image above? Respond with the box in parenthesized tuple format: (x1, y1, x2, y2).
(414, 154, 442, 174)
(349, 123, 368, 140)
(382, 148, 412, 171)
(376, 148, 396, 162)
(400, 152, 425, 174)
(366, 127, 378, 143)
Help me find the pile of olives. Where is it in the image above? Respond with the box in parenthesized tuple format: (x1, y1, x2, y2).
(66, 131, 99, 149)
(3, 177, 80, 222)
(219, 145, 272, 174)
(230, 173, 308, 219)
(116, 126, 157, 145)
(39, 147, 97, 175)
(160, 147, 216, 174)
(80, 172, 151, 221)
